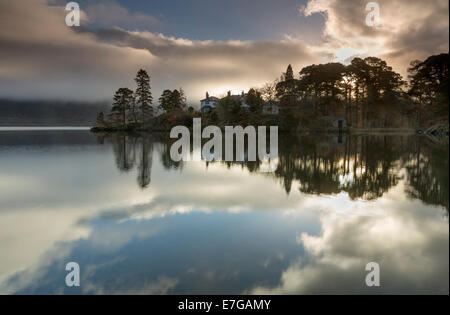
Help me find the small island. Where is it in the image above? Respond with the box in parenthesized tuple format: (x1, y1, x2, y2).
(92, 53, 449, 136)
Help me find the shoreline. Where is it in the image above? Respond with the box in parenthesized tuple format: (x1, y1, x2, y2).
(90, 126, 429, 135)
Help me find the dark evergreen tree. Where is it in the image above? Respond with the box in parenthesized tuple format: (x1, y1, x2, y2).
(408, 53, 449, 124)
(285, 64, 294, 81)
(135, 69, 153, 121)
(96, 111, 105, 126)
(158, 88, 187, 113)
(246, 88, 263, 114)
(158, 89, 174, 112)
(111, 88, 134, 125)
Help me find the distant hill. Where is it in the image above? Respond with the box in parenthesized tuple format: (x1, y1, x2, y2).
(0, 99, 111, 126)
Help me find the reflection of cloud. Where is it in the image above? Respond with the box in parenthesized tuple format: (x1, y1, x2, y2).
(0, 143, 312, 293)
(83, 275, 178, 295)
(86, 221, 164, 253)
(251, 182, 449, 294)
(0, 139, 448, 294)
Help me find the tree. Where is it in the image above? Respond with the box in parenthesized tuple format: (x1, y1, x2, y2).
(298, 63, 346, 113)
(246, 88, 263, 114)
(276, 64, 299, 109)
(96, 111, 105, 127)
(158, 89, 173, 112)
(158, 88, 187, 113)
(346, 57, 405, 127)
(178, 87, 187, 110)
(159, 88, 186, 113)
(216, 92, 242, 126)
(408, 53, 449, 125)
(129, 93, 138, 123)
(135, 69, 153, 122)
(260, 80, 279, 103)
(276, 65, 301, 130)
(285, 64, 294, 81)
(111, 88, 134, 125)
(170, 89, 185, 110)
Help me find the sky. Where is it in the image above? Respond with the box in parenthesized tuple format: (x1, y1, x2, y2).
(0, 0, 448, 107)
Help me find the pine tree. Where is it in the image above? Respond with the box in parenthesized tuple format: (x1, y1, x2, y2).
(158, 89, 173, 112)
(135, 69, 153, 122)
(246, 88, 263, 114)
(285, 64, 294, 81)
(179, 87, 187, 110)
(111, 88, 134, 125)
(96, 111, 105, 126)
(171, 89, 182, 110)
(129, 92, 139, 123)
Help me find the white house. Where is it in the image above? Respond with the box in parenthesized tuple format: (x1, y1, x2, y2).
(200, 92, 220, 114)
(262, 102, 279, 115)
(201, 91, 250, 114)
(201, 91, 280, 115)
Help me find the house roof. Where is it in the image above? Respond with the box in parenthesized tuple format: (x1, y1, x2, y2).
(200, 96, 220, 102)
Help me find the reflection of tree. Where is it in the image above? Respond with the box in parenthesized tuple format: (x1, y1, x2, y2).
(208, 134, 407, 199)
(295, 142, 342, 195)
(273, 135, 404, 199)
(103, 133, 155, 189)
(342, 136, 402, 200)
(160, 141, 183, 170)
(111, 134, 136, 172)
(405, 137, 449, 212)
(137, 136, 153, 189)
(99, 132, 448, 209)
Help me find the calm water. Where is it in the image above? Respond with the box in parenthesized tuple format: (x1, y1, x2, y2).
(0, 130, 448, 294)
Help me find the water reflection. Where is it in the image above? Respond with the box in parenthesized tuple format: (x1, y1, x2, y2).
(100, 132, 448, 211)
(0, 130, 448, 294)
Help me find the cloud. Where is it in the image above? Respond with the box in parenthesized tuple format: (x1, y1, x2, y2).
(250, 183, 449, 294)
(84, 0, 161, 31)
(302, 0, 449, 76)
(0, 0, 156, 101)
(0, 0, 322, 105)
(81, 27, 322, 104)
(0, 0, 448, 104)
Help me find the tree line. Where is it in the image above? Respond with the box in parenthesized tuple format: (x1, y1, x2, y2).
(96, 69, 192, 130)
(271, 53, 448, 130)
(95, 53, 448, 131)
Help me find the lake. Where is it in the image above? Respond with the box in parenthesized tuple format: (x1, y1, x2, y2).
(0, 129, 448, 294)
